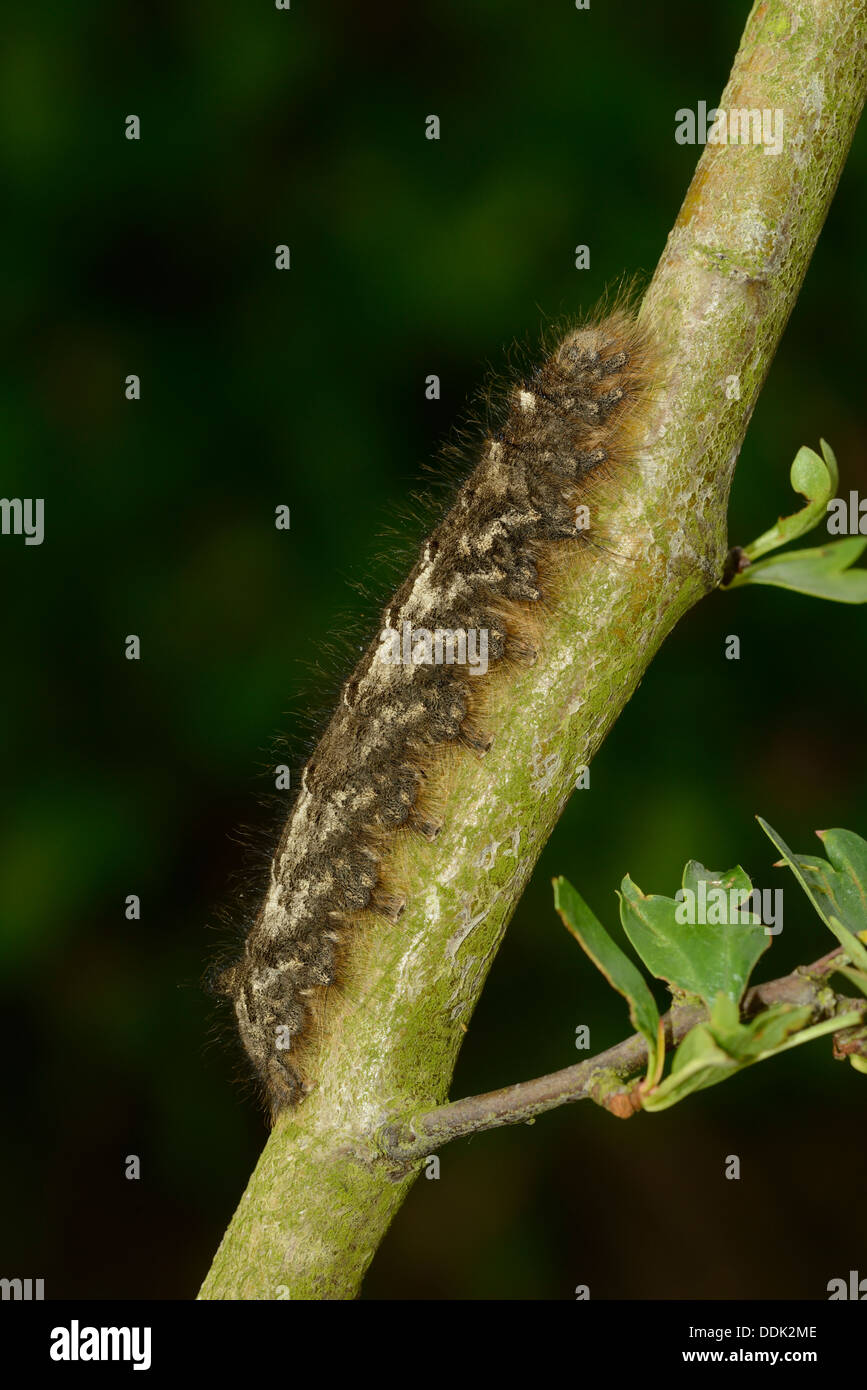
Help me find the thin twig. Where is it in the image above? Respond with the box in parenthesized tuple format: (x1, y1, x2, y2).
(378, 950, 863, 1161)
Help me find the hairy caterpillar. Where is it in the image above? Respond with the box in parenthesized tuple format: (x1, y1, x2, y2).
(213, 304, 652, 1119)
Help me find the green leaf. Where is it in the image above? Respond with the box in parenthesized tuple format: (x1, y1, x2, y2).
(618, 863, 770, 1009)
(727, 536, 867, 603)
(724, 441, 867, 601)
(742, 440, 839, 562)
(554, 877, 662, 1085)
(641, 1023, 736, 1111)
(708, 994, 813, 1063)
(642, 997, 848, 1112)
(757, 820, 867, 972)
(761, 1010, 863, 1058)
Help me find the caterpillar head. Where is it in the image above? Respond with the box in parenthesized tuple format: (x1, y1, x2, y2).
(210, 956, 307, 1118)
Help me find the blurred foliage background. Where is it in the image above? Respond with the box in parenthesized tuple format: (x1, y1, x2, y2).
(1, 0, 865, 1300)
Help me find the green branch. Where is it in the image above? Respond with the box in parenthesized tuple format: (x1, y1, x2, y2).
(199, 0, 867, 1301)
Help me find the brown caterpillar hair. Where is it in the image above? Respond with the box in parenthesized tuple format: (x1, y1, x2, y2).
(212, 304, 652, 1120)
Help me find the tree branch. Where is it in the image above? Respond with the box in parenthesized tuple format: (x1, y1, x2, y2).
(199, 1, 867, 1300)
(377, 949, 865, 1160)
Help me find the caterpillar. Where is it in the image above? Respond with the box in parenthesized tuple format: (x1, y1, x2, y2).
(212, 303, 652, 1120)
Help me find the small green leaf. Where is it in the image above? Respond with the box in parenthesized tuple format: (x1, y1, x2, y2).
(642, 999, 848, 1112)
(727, 536, 867, 603)
(642, 1024, 737, 1111)
(724, 441, 867, 601)
(708, 994, 813, 1063)
(762, 1010, 863, 1058)
(734, 1004, 813, 1058)
(742, 440, 839, 562)
(554, 877, 662, 1085)
(618, 864, 769, 1009)
(707, 991, 742, 1038)
(757, 820, 867, 972)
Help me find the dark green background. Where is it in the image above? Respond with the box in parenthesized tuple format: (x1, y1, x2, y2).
(1, 0, 864, 1299)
